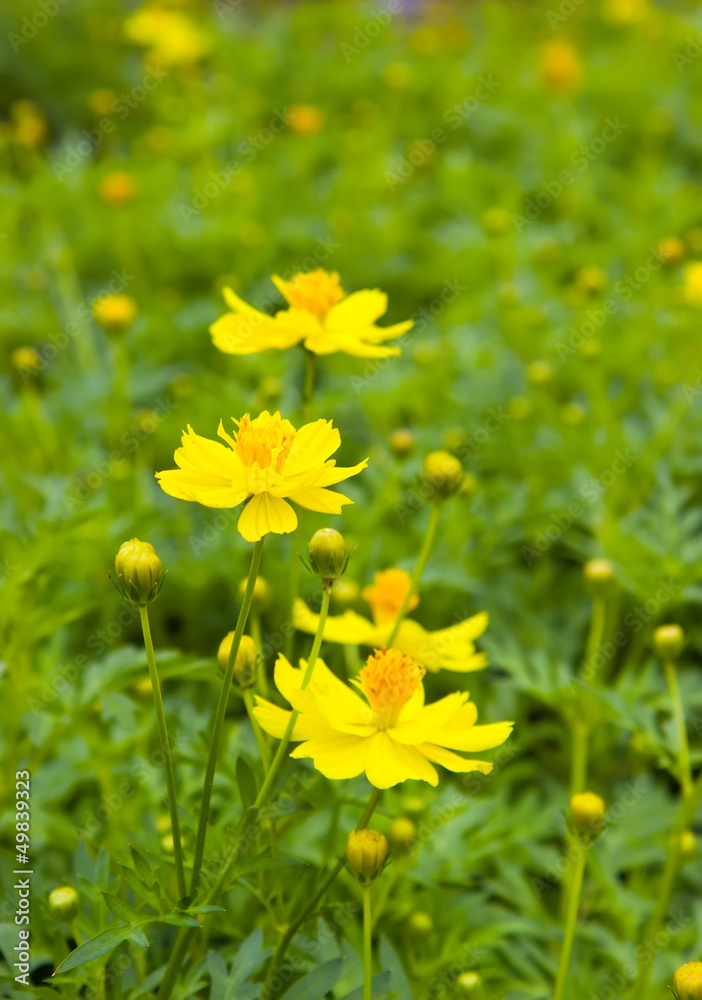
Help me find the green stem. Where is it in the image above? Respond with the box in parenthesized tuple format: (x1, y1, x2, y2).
(243, 688, 271, 771)
(665, 660, 692, 796)
(261, 787, 381, 999)
(570, 721, 588, 799)
(362, 885, 372, 1000)
(138, 605, 186, 901)
(189, 538, 264, 896)
(387, 502, 441, 647)
(553, 840, 587, 1000)
(583, 595, 607, 683)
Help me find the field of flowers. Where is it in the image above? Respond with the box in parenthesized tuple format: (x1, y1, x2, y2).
(3, 0, 702, 998)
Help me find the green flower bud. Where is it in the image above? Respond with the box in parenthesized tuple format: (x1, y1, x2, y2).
(583, 558, 615, 591)
(389, 428, 415, 458)
(238, 575, 270, 613)
(422, 450, 463, 501)
(48, 886, 80, 922)
(217, 633, 258, 688)
(389, 817, 416, 851)
(526, 360, 554, 386)
(569, 792, 606, 833)
(408, 911, 433, 936)
(654, 623, 685, 661)
(346, 828, 388, 883)
(308, 529, 348, 587)
(114, 538, 164, 605)
(674, 961, 702, 1000)
(331, 578, 360, 610)
(456, 971, 482, 995)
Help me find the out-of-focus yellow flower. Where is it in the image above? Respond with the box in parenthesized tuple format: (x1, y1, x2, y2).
(156, 411, 367, 543)
(11, 100, 48, 147)
(12, 346, 42, 372)
(602, 0, 650, 25)
(540, 40, 582, 92)
(288, 104, 325, 136)
(683, 262, 702, 306)
(124, 4, 211, 65)
(389, 428, 416, 458)
(527, 360, 554, 386)
(569, 791, 606, 832)
(92, 294, 138, 332)
(99, 171, 137, 206)
(574, 266, 607, 295)
(211, 270, 413, 359)
(293, 567, 488, 673)
(254, 649, 512, 787)
(657, 236, 684, 265)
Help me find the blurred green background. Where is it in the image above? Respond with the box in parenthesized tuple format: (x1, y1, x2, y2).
(3, 0, 702, 997)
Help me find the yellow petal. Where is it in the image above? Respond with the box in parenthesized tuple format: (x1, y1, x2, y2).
(237, 493, 298, 542)
(252, 699, 327, 741)
(284, 420, 341, 475)
(288, 486, 354, 514)
(303, 330, 402, 358)
(325, 289, 388, 329)
(388, 692, 468, 745)
(417, 743, 494, 775)
(364, 732, 438, 788)
(290, 732, 370, 780)
(293, 600, 382, 646)
(311, 459, 369, 488)
(438, 720, 514, 753)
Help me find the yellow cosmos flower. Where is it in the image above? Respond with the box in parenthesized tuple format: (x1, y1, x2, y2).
(253, 649, 513, 788)
(124, 5, 211, 66)
(293, 567, 488, 673)
(156, 410, 367, 543)
(210, 269, 413, 359)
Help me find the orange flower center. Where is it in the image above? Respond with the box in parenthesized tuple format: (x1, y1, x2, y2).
(234, 412, 296, 473)
(282, 269, 345, 318)
(358, 648, 425, 728)
(362, 568, 419, 626)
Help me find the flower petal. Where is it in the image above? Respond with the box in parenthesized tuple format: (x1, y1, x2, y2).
(389, 692, 468, 745)
(284, 420, 341, 475)
(290, 732, 370, 780)
(237, 493, 298, 542)
(438, 720, 514, 753)
(293, 600, 382, 646)
(288, 486, 354, 514)
(252, 699, 327, 741)
(364, 732, 438, 788)
(417, 743, 494, 775)
(325, 289, 389, 329)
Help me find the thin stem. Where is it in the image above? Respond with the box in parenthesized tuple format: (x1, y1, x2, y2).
(189, 538, 264, 896)
(138, 605, 186, 901)
(664, 660, 692, 796)
(261, 787, 381, 999)
(553, 840, 587, 1000)
(570, 721, 588, 799)
(583, 595, 607, 684)
(362, 885, 372, 1000)
(243, 688, 271, 771)
(301, 349, 316, 422)
(387, 502, 441, 647)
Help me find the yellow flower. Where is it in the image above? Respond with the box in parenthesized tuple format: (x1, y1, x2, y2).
(293, 567, 488, 673)
(684, 262, 702, 306)
(210, 269, 413, 359)
(124, 5, 211, 65)
(92, 294, 138, 331)
(156, 410, 367, 543)
(253, 648, 512, 788)
(99, 172, 137, 206)
(288, 104, 326, 136)
(540, 40, 582, 93)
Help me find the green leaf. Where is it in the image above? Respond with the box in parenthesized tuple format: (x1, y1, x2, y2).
(101, 891, 146, 924)
(281, 958, 343, 1000)
(162, 911, 201, 927)
(54, 926, 137, 974)
(236, 755, 258, 808)
(128, 926, 150, 948)
(231, 856, 304, 880)
(130, 845, 154, 884)
(379, 938, 412, 1000)
(118, 864, 162, 911)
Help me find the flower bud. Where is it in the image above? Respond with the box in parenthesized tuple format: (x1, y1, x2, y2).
(526, 360, 554, 386)
(408, 911, 433, 936)
(421, 450, 463, 501)
(654, 623, 685, 661)
(238, 575, 270, 613)
(346, 828, 388, 883)
(48, 886, 80, 922)
(569, 792, 606, 833)
(403, 795, 426, 817)
(674, 961, 702, 1000)
(12, 346, 42, 373)
(583, 558, 615, 590)
(671, 829, 698, 862)
(389, 817, 416, 850)
(161, 833, 174, 854)
(217, 633, 258, 688)
(456, 971, 482, 995)
(308, 529, 347, 586)
(114, 538, 164, 605)
(389, 428, 415, 458)
(92, 294, 138, 332)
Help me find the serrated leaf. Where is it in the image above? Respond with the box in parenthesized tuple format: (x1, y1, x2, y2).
(281, 958, 343, 1000)
(53, 925, 137, 974)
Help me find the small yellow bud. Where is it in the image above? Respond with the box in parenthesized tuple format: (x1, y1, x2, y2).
(653, 623, 685, 661)
(12, 346, 42, 373)
(583, 558, 615, 589)
(389, 428, 416, 458)
(657, 236, 685, 265)
(288, 104, 325, 136)
(92, 294, 138, 333)
(114, 538, 164, 605)
(403, 795, 426, 817)
(674, 961, 702, 1000)
(456, 971, 482, 995)
(155, 815, 171, 834)
(217, 633, 258, 688)
(48, 886, 80, 922)
(408, 911, 433, 936)
(133, 677, 153, 701)
(238, 575, 270, 613)
(389, 817, 416, 850)
(346, 828, 388, 883)
(422, 450, 464, 500)
(161, 833, 174, 854)
(569, 791, 606, 833)
(331, 578, 361, 610)
(308, 528, 347, 586)
(672, 829, 698, 862)
(526, 360, 554, 386)
(575, 266, 607, 296)
(99, 171, 137, 206)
